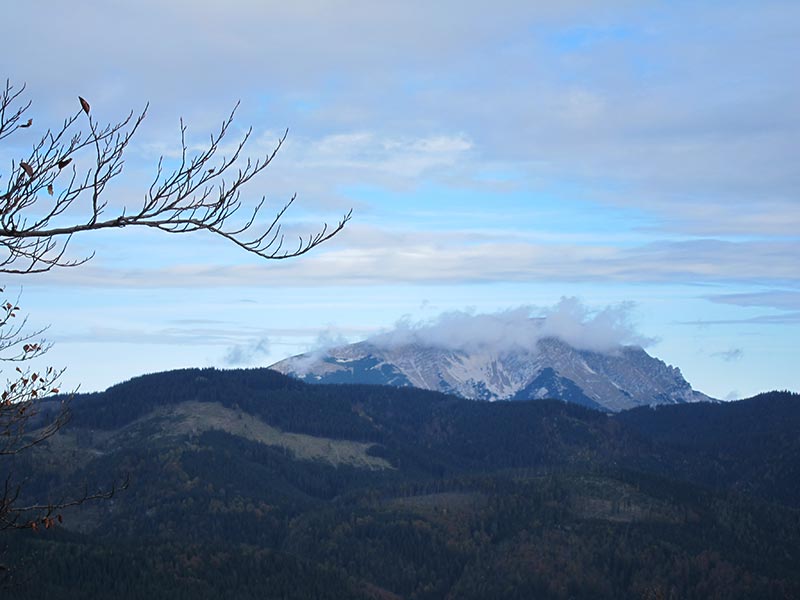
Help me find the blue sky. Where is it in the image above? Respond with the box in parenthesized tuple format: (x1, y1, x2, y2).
(1, 1, 798, 399)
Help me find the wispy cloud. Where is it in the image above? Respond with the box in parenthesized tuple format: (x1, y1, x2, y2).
(223, 337, 271, 366)
(711, 348, 744, 362)
(276, 131, 475, 190)
(25, 232, 800, 289)
(705, 290, 800, 311)
(680, 313, 800, 326)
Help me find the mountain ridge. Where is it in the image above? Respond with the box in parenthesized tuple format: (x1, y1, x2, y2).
(271, 336, 712, 412)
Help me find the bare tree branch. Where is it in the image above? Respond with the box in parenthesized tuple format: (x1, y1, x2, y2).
(0, 284, 72, 535)
(0, 80, 351, 273)
(0, 80, 351, 546)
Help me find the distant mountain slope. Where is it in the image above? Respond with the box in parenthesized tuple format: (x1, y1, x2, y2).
(7, 370, 800, 599)
(271, 337, 711, 411)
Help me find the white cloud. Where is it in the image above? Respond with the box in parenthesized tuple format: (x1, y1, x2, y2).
(368, 297, 654, 354)
(282, 327, 354, 376)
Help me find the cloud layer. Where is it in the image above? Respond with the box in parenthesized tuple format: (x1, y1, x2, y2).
(3, 1, 798, 237)
(25, 230, 800, 289)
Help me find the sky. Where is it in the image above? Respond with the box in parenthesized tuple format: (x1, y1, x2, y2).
(0, 0, 798, 400)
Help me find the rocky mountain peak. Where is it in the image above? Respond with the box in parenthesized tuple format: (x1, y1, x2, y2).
(270, 336, 711, 412)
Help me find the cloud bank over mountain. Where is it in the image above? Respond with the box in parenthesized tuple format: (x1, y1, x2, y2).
(368, 297, 655, 355)
(271, 297, 703, 411)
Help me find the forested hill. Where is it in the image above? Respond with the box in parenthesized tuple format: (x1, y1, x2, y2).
(67, 368, 309, 430)
(6, 368, 800, 599)
(616, 390, 800, 507)
(63, 368, 799, 501)
(62, 367, 635, 475)
(617, 389, 800, 443)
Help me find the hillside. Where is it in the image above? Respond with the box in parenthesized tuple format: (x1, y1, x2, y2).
(4, 369, 799, 599)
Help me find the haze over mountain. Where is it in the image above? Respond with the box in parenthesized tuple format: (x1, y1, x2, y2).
(272, 300, 711, 412)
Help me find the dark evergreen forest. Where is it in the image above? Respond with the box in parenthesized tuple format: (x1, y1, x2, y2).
(5, 369, 800, 599)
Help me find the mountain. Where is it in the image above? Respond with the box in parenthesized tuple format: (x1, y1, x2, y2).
(271, 337, 711, 412)
(5, 369, 799, 599)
